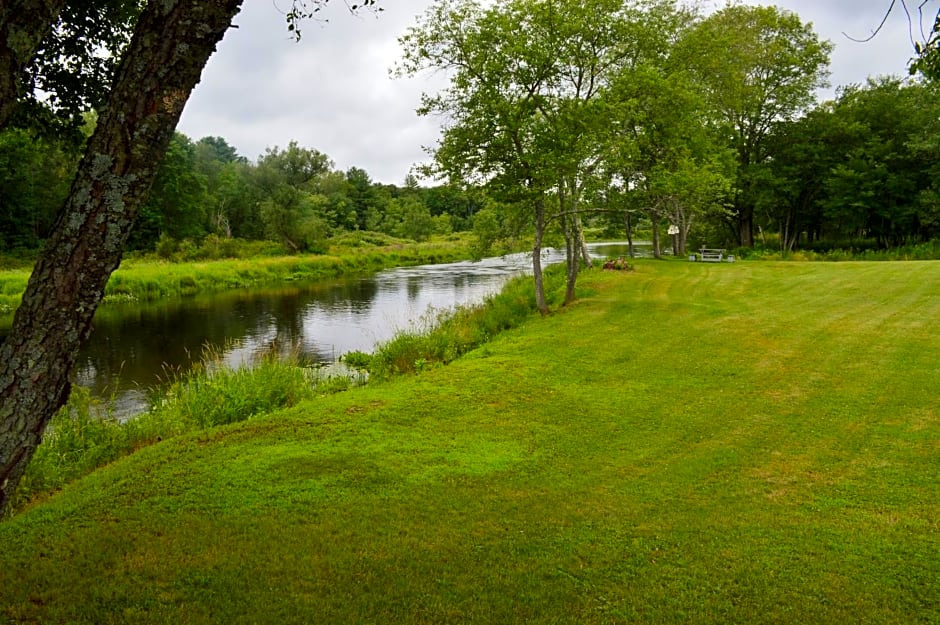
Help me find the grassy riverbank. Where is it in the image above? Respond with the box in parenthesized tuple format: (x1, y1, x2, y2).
(8, 271, 550, 512)
(2, 260, 938, 623)
(0, 233, 473, 316)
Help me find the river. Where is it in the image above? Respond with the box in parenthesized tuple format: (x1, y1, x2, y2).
(18, 242, 641, 417)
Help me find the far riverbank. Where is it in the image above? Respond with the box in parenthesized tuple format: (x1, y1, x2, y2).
(0, 233, 478, 317)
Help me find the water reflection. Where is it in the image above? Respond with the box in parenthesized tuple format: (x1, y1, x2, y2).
(4, 242, 646, 416)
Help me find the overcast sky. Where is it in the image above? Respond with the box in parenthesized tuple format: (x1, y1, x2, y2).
(176, 0, 938, 184)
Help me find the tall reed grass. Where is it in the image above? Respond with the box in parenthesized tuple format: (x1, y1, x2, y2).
(7, 345, 362, 516)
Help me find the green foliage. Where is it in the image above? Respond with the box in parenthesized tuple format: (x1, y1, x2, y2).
(149, 235, 283, 263)
(0, 122, 480, 256)
(257, 141, 332, 188)
(10, 387, 128, 511)
(340, 350, 373, 370)
(911, 11, 940, 79)
(327, 230, 405, 249)
(470, 207, 501, 259)
(149, 350, 315, 430)
(0, 127, 75, 250)
(15, 0, 138, 137)
(758, 79, 940, 250)
(431, 212, 454, 235)
(385, 195, 434, 241)
(130, 133, 210, 250)
(297, 215, 331, 254)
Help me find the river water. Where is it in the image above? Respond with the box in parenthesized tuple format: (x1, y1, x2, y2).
(22, 242, 640, 416)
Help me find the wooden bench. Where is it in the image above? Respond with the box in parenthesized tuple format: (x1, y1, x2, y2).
(698, 248, 725, 262)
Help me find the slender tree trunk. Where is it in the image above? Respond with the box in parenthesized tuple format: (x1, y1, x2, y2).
(563, 178, 590, 269)
(559, 180, 582, 306)
(519, 155, 548, 314)
(625, 211, 634, 258)
(679, 220, 691, 256)
(0, 0, 68, 127)
(532, 196, 548, 316)
(782, 206, 793, 251)
(651, 212, 662, 259)
(677, 204, 691, 256)
(563, 211, 578, 306)
(0, 0, 245, 515)
(557, 183, 576, 306)
(574, 210, 591, 268)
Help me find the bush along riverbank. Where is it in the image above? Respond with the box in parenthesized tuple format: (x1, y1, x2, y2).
(0, 232, 475, 316)
(6, 267, 565, 515)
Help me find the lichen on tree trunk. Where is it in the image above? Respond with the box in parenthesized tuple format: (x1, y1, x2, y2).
(0, 0, 245, 515)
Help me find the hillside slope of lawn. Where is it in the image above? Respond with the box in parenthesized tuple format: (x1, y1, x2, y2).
(1, 260, 938, 624)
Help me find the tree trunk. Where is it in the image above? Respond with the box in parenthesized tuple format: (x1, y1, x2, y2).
(0, 0, 245, 515)
(558, 179, 583, 307)
(676, 204, 691, 256)
(625, 211, 634, 258)
(0, 0, 68, 127)
(737, 204, 754, 247)
(573, 208, 591, 268)
(563, 211, 577, 306)
(651, 212, 662, 259)
(679, 219, 691, 256)
(532, 196, 548, 316)
(557, 183, 575, 306)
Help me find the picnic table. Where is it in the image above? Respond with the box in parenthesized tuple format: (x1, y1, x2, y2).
(698, 248, 725, 262)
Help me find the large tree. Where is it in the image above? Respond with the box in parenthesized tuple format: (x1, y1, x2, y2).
(399, 0, 559, 313)
(0, 0, 378, 515)
(677, 4, 831, 247)
(0, 0, 246, 514)
(606, 56, 732, 258)
(399, 0, 679, 310)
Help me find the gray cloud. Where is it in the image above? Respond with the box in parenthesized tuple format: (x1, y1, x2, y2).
(176, 0, 937, 184)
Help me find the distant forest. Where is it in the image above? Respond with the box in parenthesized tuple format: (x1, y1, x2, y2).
(2, 84, 939, 257)
(0, 127, 490, 255)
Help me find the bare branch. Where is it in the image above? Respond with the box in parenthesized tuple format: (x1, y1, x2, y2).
(842, 0, 897, 43)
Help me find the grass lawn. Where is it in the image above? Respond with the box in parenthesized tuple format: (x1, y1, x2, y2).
(1, 259, 938, 624)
